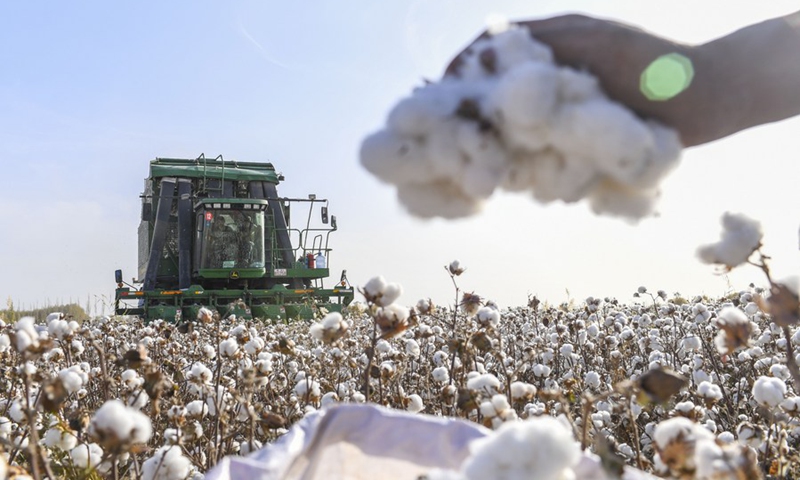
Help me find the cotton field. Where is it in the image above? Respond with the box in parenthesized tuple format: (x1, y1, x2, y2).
(1, 251, 798, 479)
(0, 212, 795, 480)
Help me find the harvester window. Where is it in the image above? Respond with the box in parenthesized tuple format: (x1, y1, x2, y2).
(200, 209, 265, 269)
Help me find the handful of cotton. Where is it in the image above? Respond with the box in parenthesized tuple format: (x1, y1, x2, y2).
(360, 27, 682, 220)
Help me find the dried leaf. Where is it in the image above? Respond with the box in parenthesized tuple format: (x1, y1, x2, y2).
(456, 388, 477, 412)
(470, 331, 492, 352)
(655, 430, 693, 474)
(595, 435, 626, 479)
(635, 367, 687, 404)
(258, 411, 287, 429)
(119, 344, 149, 369)
(39, 377, 69, 413)
(766, 282, 799, 327)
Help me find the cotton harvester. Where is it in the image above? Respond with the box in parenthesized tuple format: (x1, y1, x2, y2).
(114, 155, 354, 322)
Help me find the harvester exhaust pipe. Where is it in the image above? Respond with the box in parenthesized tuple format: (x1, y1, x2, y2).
(143, 177, 176, 292)
(177, 178, 193, 289)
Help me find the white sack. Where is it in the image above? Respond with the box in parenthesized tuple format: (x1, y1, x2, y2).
(205, 403, 660, 480)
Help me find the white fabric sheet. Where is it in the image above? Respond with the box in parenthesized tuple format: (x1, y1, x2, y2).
(204, 403, 659, 480)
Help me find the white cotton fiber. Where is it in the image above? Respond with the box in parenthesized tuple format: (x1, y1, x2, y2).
(549, 100, 655, 185)
(557, 67, 601, 103)
(425, 118, 467, 179)
(487, 63, 560, 126)
(461, 165, 504, 199)
(387, 94, 450, 137)
(360, 130, 430, 185)
(360, 26, 683, 220)
(455, 122, 507, 169)
(462, 415, 579, 480)
(502, 151, 540, 192)
(588, 181, 660, 220)
(528, 150, 597, 204)
(397, 182, 480, 219)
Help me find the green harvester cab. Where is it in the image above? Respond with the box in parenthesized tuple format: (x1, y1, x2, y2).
(114, 154, 353, 322)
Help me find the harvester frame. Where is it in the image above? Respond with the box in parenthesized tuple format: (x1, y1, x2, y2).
(114, 154, 353, 322)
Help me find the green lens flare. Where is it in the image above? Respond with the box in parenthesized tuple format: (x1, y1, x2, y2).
(640, 53, 694, 101)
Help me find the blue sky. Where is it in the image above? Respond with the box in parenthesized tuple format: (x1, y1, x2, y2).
(1, 1, 798, 314)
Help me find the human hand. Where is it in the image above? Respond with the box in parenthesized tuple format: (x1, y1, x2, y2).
(446, 14, 714, 147)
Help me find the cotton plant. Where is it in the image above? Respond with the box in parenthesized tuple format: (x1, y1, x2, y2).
(696, 212, 763, 270)
(361, 26, 683, 221)
(698, 212, 800, 393)
(4, 266, 800, 478)
(141, 446, 192, 480)
(88, 399, 153, 452)
(653, 416, 760, 479)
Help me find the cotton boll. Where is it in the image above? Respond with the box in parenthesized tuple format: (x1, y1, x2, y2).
(359, 130, 431, 185)
(405, 339, 421, 357)
(363, 276, 388, 299)
(294, 378, 321, 400)
(396, 181, 481, 219)
(142, 446, 192, 480)
(490, 28, 554, 73)
(624, 121, 682, 189)
(502, 123, 551, 153)
(697, 381, 723, 402)
(557, 67, 602, 103)
(752, 376, 786, 407)
(219, 338, 239, 358)
(550, 100, 655, 185)
(70, 443, 103, 469)
(458, 158, 506, 200)
(186, 400, 208, 418)
(8, 401, 27, 424)
(479, 400, 497, 419)
(14, 317, 41, 352)
(584, 371, 602, 389)
(43, 428, 78, 451)
(240, 440, 262, 456)
(653, 417, 714, 472)
(425, 119, 469, 179)
(455, 41, 499, 81)
(362, 26, 684, 221)
(407, 394, 425, 413)
(697, 212, 763, 268)
(487, 62, 559, 127)
(387, 88, 455, 137)
(58, 370, 84, 394)
(90, 400, 153, 448)
(455, 121, 507, 168)
(461, 415, 579, 480)
(588, 179, 659, 220)
(528, 150, 598, 203)
(377, 283, 403, 307)
(502, 151, 540, 192)
(432, 366, 450, 384)
(466, 373, 501, 393)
